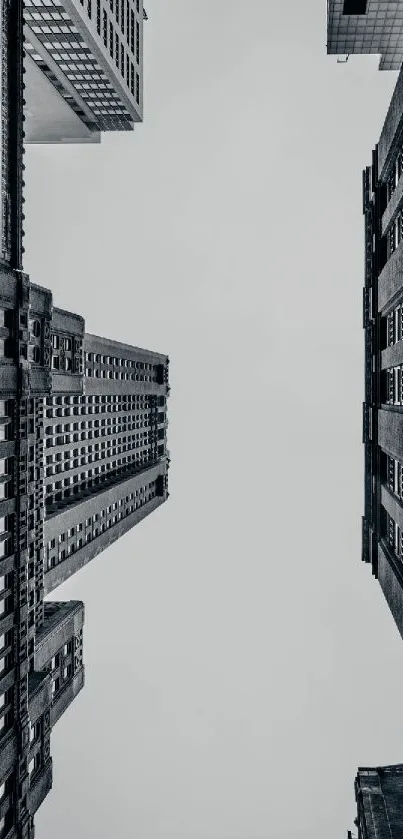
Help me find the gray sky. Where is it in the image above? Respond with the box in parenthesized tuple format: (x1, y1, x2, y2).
(23, 1, 403, 837)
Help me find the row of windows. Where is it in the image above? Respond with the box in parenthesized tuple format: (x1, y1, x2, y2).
(387, 148, 403, 204)
(386, 304, 403, 347)
(45, 415, 151, 434)
(49, 631, 83, 699)
(86, 367, 154, 380)
(85, 353, 154, 370)
(45, 449, 157, 507)
(385, 366, 403, 405)
(45, 393, 154, 408)
(45, 426, 154, 449)
(45, 439, 154, 480)
(45, 481, 157, 567)
(386, 512, 403, 561)
(386, 210, 403, 259)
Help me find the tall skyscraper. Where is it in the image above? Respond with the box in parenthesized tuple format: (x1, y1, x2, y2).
(327, 1, 403, 70)
(363, 63, 403, 640)
(0, 0, 170, 834)
(23, 0, 146, 144)
(351, 764, 403, 838)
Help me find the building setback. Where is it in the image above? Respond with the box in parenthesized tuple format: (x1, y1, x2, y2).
(327, 0, 403, 70)
(352, 764, 403, 838)
(23, 0, 146, 144)
(363, 63, 403, 639)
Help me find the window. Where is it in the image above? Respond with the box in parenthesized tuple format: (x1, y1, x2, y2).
(103, 9, 107, 45)
(32, 320, 41, 338)
(343, 0, 367, 11)
(96, 0, 101, 33)
(130, 9, 134, 52)
(136, 72, 140, 104)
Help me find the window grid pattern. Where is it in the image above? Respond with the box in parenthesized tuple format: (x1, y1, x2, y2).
(386, 511, 403, 561)
(386, 454, 403, 501)
(51, 332, 82, 373)
(84, 352, 159, 381)
(327, 1, 403, 70)
(43, 393, 166, 509)
(387, 302, 403, 347)
(49, 628, 83, 701)
(385, 366, 403, 405)
(45, 480, 157, 569)
(24, 0, 142, 131)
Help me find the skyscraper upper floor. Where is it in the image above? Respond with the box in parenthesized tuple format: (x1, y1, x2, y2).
(327, 1, 403, 70)
(23, 0, 146, 143)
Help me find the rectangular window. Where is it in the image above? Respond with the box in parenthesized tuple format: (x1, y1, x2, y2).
(136, 19, 139, 63)
(136, 72, 140, 104)
(96, 0, 101, 33)
(130, 62, 134, 95)
(115, 0, 119, 23)
(103, 9, 107, 46)
(130, 9, 134, 53)
(109, 21, 114, 57)
(121, 43, 124, 76)
(87, 0, 92, 18)
(343, 0, 367, 12)
(115, 33, 119, 66)
(121, 0, 124, 32)
(126, 53, 130, 86)
(126, 0, 130, 44)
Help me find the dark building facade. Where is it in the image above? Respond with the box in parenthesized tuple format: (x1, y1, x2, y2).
(362, 62, 403, 642)
(0, 1, 170, 836)
(351, 764, 403, 839)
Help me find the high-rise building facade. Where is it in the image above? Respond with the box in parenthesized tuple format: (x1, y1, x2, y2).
(0, 0, 170, 834)
(327, 1, 403, 70)
(0, 221, 170, 839)
(363, 63, 403, 640)
(350, 764, 403, 838)
(23, 0, 146, 144)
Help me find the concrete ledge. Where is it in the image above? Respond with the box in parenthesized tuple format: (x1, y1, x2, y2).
(51, 667, 84, 727)
(44, 493, 166, 593)
(379, 408, 403, 461)
(28, 758, 52, 816)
